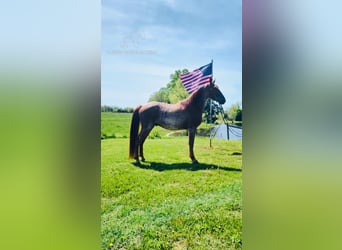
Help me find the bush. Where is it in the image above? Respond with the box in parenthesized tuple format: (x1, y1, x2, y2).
(148, 130, 161, 139)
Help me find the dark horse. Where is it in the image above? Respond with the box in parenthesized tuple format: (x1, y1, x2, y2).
(129, 80, 226, 164)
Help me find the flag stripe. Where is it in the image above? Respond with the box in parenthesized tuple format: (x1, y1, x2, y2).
(185, 79, 211, 93)
(183, 75, 203, 86)
(184, 80, 210, 93)
(180, 70, 201, 78)
(186, 77, 211, 92)
(180, 71, 201, 82)
(184, 75, 211, 88)
(180, 70, 200, 79)
(182, 75, 202, 85)
(183, 75, 211, 86)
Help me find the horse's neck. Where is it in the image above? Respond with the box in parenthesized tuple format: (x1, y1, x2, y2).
(188, 88, 207, 110)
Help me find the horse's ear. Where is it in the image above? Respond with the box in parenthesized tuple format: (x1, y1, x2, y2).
(210, 78, 215, 86)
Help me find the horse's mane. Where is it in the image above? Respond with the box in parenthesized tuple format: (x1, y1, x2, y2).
(180, 84, 208, 108)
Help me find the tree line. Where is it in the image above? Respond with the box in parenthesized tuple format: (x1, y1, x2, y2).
(101, 105, 133, 113)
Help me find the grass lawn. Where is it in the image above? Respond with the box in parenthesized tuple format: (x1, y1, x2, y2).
(101, 112, 242, 249)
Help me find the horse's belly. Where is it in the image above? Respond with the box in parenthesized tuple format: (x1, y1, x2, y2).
(157, 117, 187, 130)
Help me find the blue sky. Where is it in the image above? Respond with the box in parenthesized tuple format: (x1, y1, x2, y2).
(102, 0, 241, 109)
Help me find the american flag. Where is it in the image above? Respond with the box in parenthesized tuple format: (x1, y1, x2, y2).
(180, 62, 213, 93)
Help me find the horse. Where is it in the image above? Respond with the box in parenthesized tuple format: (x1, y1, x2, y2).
(129, 80, 226, 165)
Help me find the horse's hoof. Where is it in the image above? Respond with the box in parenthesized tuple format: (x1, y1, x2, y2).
(141, 157, 145, 162)
(134, 160, 141, 166)
(192, 159, 199, 164)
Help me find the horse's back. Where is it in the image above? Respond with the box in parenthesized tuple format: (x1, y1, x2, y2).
(137, 102, 163, 124)
(139, 102, 162, 113)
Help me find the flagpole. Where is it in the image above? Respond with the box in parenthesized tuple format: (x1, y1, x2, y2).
(209, 59, 213, 148)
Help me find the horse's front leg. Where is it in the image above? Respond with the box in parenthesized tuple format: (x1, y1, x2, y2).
(188, 127, 199, 164)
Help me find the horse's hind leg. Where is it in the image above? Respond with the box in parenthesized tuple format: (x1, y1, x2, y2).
(133, 134, 141, 165)
(188, 127, 199, 164)
(138, 125, 153, 161)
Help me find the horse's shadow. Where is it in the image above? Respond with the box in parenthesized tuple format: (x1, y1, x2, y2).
(133, 161, 241, 172)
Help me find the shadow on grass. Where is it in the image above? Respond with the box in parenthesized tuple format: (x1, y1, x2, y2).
(133, 161, 241, 172)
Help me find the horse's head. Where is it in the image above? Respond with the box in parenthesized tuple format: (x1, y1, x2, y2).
(208, 79, 226, 104)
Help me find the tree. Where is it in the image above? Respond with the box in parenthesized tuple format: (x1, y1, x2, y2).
(149, 69, 189, 103)
(235, 109, 242, 121)
(149, 87, 170, 103)
(226, 103, 242, 122)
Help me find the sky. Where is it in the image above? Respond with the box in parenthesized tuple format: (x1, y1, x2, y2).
(102, 0, 242, 110)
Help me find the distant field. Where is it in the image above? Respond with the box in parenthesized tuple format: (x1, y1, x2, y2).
(101, 112, 242, 249)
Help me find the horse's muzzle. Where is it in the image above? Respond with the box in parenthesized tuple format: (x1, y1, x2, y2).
(219, 97, 226, 104)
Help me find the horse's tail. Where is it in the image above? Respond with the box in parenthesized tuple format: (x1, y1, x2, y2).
(129, 105, 142, 158)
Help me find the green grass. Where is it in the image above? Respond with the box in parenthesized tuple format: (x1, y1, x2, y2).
(101, 112, 242, 249)
(101, 112, 131, 139)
